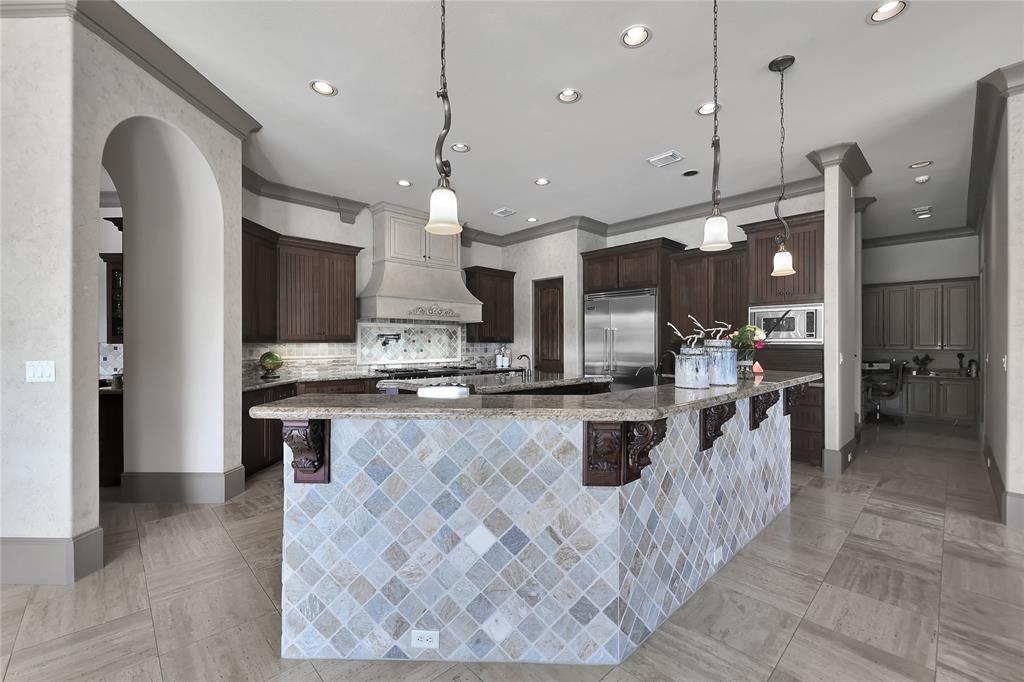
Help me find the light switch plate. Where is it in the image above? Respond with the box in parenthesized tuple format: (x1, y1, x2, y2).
(25, 361, 55, 383)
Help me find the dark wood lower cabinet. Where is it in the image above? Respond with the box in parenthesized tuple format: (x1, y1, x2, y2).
(99, 392, 124, 487)
(296, 378, 379, 395)
(242, 384, 297, 475)
(790, 385, 824, 467)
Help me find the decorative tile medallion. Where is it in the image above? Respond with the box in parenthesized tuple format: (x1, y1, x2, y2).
(280, 397, 790, 664)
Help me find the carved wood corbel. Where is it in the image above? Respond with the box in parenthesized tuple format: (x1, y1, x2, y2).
(699, 401, 737, 452)
(283, 419, 330, 484)
(584, 419, 666, 486)
(750, 391, 781, 431)
(783, 384, 807, 416)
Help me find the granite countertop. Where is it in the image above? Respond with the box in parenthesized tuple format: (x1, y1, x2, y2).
(376, 371, 612, 394)
(250, 370, 822, 421)
(243, 369, 386, 392)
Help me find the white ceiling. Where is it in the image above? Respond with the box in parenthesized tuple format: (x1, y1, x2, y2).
(120, 1, 1023, 239)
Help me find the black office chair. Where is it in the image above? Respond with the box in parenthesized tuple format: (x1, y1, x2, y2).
(865, 361, 907, 426)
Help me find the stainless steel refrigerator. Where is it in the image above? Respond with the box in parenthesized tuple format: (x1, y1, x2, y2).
(584, 288, 658, 390)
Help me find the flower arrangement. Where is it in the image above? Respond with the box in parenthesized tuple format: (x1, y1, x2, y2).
(729, 324, 767, 351)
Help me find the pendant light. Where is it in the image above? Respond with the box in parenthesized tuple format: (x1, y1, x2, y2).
(700, 0, 731, 252)
(769, 55, 796, 277)
(425, 0, 461, 235)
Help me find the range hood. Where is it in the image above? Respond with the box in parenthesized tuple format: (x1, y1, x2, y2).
(358, 203, 482, 323)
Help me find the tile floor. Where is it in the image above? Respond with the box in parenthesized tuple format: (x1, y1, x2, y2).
(2, 422, 1022, 681)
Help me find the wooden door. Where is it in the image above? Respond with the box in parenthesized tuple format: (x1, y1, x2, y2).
(277, 244, 320, 341)
(905, 379, 938, 418)
(582, 254, 619, 293)
(862, 287, 885, 349)
(426, 232, 459, 268)
(708, 249, 748, 331)
(939, 381, 976, 421)
(388, 215, 427, 264)
(533, 278, 564, 372)
(912, 284, 942, 350)
(669, 254, 708, 332)
(317, 252, 356, 341)
(883, 286, 912, 350)
(942, 281, 976, 350)
(618, 249, 659, 289)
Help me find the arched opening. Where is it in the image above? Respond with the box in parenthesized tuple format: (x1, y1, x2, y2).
(100, 116, 230, 501)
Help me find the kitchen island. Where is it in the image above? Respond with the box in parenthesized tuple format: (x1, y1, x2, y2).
(251, 370, 820, 665)
(376, 371, 613, 395)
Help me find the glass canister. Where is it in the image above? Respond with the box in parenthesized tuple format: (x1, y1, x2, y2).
(675, 347, 710, 389)
(704, 338, 737, 386)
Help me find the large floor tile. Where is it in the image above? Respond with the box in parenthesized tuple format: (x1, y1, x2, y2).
(850, 512, 944, 560)
(941, 538, 1024, 607)
(139, 508, 240, 572)
(150, 571, 277, 655)
(467, 661, 611, 681)
(4, 609, 157, 681)
(823, 545, 940, 618)
(314, 658, 459, 682)
(159, 612, 307, 681)
(760, 510, 849, 554)
(936, 586, 1024, 682)
(144, 550, 250, 604)
(710, 550, 820, 617)
(772, 620, 933, 682)
(803, 583, 937, 670)
(944, 509, 1024, 556)
(1, 584, 33, 677)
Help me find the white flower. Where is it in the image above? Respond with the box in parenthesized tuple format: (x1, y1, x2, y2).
(754, 329, 766, 341)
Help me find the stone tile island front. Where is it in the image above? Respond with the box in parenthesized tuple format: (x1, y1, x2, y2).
(249, 370, 821, 665)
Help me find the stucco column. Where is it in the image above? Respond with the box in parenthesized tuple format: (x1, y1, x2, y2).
(1004, 83, 1024, 523)
(806, 143, 872, 476)
(853, 197, 877, 426)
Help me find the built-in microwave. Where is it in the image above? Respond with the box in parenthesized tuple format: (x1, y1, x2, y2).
(748, 304, 824, 345)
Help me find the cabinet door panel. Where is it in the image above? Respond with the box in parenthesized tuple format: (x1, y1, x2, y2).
(426, 232, 459, 268)
(277, 245, 320, 341)
(884, 286, 913, 350)
(618, 249, 659, 289)
(905, 380, 938, 417)
(791, 428, 824, 467)
(317, 253, 356, 341)
(943, 281, 976, 350)
(912, 284, 942, 350)
(669, 256, 708, 332)
(389, 216, 427, 264)
(747, 233, 781, 305)
(583, 254, 619, 293)
(939, 382, 976, 421)
(242, 389, 269, 473)
(862, 288, 884, 349)
(708, 250, 748, 331)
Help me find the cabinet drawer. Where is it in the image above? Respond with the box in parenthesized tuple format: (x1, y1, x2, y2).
(297, 379, 374, 394)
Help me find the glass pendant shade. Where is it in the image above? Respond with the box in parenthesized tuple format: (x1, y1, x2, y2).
(771, 246, 796, 277)
(700, 213, 731, 251)
(425, 185, 461, 235)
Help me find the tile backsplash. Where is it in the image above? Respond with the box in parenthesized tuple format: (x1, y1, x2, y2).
(98, 343, 123, 378)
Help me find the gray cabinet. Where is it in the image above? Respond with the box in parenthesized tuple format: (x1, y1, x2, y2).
(862, 288, 884, 349)
(943, 281, 977, 351)
(883, 287, 913, 350)
(905, 379, 938, 418)
(862, 278, 977, 353)
(912, 284, 942, 350)
(939, 381, 977, 421)
(896, 377, 977, 423)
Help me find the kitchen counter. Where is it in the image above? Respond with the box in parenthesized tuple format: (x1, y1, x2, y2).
(243, 368, 385, 392)
(260, 369, 818, 665)
(250, 369, 819, 421)
(375, 370, 613, 395)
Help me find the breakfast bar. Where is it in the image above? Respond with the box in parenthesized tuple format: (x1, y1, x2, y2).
(250, 370, 820, 665)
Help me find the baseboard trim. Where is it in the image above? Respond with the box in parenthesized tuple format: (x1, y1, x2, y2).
(823, 437, 858, 477)
(1, 527, 104, 584)
(120, 465, 245, 503)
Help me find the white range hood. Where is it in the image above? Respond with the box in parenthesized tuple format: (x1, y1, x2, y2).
(358, 203, 482, 323)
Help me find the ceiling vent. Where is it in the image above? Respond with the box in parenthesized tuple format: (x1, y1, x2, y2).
(911, 205, 932, 215)
(491, 207, 517, 217)
(646, 150, 684, 168)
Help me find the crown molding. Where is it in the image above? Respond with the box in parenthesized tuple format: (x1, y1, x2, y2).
(501, 216, 608, 246)
(806, 142, 872, 185)
(244, 166, 367, 224)
(99, 190, 120, 208)
(854, 196, 877, 214)
(862, 225, 976, 250)
(1, 0, 261, 140)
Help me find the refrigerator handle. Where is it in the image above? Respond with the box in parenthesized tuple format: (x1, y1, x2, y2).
(603, 328, 611, 370)
(610, 328, 617, 371)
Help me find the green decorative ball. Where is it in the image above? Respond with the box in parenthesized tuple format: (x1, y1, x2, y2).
(259, 351, 283, 377)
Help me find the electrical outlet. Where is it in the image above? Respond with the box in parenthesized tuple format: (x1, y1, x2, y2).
(987, 457, 991, 469)
(847, 453, 852, 463)
(25, 360, 55, 383)
(411, 629, 439, 649)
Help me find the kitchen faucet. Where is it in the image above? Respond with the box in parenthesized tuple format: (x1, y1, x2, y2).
(516, 354, 532, 376)
(635, 366, 658, 387)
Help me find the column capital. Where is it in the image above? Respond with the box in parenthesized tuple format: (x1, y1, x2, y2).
(854, 196, 877, 214)
(806, 143, 872, 185)
(981, 60, 1024, 98)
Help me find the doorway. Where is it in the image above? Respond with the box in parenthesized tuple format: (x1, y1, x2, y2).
(533, 277, 564, 373)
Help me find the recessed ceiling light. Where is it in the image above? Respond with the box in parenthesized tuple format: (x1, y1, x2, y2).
(696, 101, 720, 116)
(916, 213, 932, 219)
(868, 0, 907, 24)
(682, 169, 700, 177)
(914, 175, 930, 184)
(534, 177, 550, 186)
(908, 160, 932, 169)
(451, 142, 471, 153)
(557, 88, 582, 104)
(527, 217, 538, 223)
(620, 25, 652, 48)
(309, 80, 338, 96)
(396, 179, 412, 187)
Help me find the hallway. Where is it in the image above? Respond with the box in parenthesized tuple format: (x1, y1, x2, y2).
(2, 423, 1020, 681)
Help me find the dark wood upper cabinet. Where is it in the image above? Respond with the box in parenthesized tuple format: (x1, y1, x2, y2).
(668, 244, 748, 334)
(242, 220, 362, 343)
(242, 220, 279, 342)
(100, 253, 124, 344)
(740, 211, 824, 305)
(581, 238, 685, 294)
(464, 266, 515, 343)
(669, 252, 709, 330)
